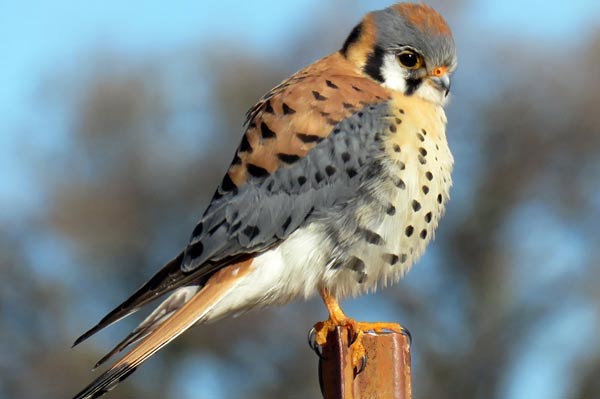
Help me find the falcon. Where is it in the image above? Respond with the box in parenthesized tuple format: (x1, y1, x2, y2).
(73, 3, 457, 398)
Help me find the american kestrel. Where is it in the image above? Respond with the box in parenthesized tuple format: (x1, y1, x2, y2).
(73, 3, 456, 398)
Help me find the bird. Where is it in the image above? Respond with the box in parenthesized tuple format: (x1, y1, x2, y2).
(73, 3, 457, 398)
